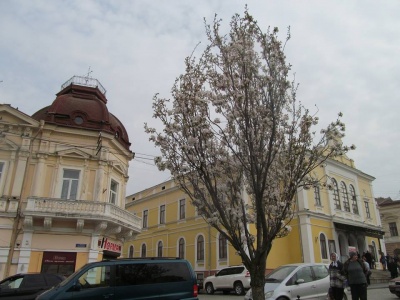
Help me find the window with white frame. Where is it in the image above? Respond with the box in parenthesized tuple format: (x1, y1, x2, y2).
(197, 235, 205, 261)
(141, 244, 146, 257)
(0, 162, 4, 181)
(331, 178, 341, 210)
(109, 179, 118, 204)
(349, 184, 359, 214)
(314, 185, 321, 206)
(319, 233, 328, 259)
(142, 209, 148, 229)
(340, 181, 350, 212)
(218, 234, 227, 260)
(179, 199, 186, 220)
(389, 222, 398, 237)
(157, 241, 163, 257)
(159, 204, 165, 224)
(178, 238, 185, 259)
(365, 201, 371, 219)
(61, 169, 80, 200)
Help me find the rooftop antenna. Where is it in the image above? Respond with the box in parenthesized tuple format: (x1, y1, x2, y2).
(84, 67, 93, 84)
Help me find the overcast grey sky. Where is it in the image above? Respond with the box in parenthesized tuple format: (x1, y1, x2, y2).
(1, 1, 399, 199)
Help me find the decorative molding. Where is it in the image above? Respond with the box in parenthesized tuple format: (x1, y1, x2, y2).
(76, 219, 84, 232)
(44, 217, 52, 230)
(95, 221, 107, 233)
(24, 216, 33, 230)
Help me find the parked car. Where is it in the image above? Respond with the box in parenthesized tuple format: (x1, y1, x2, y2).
(389, 276, 400, 298)
(204, 265, 251, 295)
(0, 273, 64, 300)
(36, 257, 198, 300)
(244, 263, 348, 300)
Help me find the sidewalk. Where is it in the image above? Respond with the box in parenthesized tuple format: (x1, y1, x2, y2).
(368, 282, 389, 289)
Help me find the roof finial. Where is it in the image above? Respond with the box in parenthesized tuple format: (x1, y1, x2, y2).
(84, 66, 93, 84)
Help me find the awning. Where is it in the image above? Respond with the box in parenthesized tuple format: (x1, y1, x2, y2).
(334, 222, 385, 238)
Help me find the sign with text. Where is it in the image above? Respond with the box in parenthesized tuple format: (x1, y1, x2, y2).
(98, 237, 121, 254)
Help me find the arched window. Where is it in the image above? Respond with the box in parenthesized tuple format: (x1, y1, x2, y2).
(141, 244, 146, 258)
(178, 238, 185, 259)
(349, 184, 359, 214)
(197, 235, 205, 261)
(157, 241, 163, 257)
(320, 233, 328, 259)
(219, 234, 227, 260)
(128, 245, 134, 258)
(331, 178, 341, 210)
(340, 181, 350, 212)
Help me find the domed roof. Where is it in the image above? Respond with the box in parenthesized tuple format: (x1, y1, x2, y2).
(32, 76, 131, 150)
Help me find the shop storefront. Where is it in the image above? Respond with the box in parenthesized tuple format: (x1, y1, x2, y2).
(41, 252, 77, 276)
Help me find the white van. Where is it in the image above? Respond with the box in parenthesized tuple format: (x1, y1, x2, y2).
(244, 263, 348, 300)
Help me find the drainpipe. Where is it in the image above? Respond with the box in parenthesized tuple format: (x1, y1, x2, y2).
(4, 120, 44, 277)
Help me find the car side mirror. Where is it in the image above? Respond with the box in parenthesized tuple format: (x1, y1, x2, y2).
(295, 279, 305, 284)
(73, 282, 82, 291)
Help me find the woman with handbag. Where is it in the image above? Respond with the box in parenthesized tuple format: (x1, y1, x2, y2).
(329, 252, 346, 300)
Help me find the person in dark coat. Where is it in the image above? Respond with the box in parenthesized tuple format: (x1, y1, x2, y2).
(343, 251, 368, 300)
(388, 257, 399, 279)
(364, 251, 373, 270)
(380, 252, 387, 271)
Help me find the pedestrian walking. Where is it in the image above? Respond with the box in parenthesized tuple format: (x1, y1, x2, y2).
(380, 252, 387, 271)
(362, 255, 371, 285)
(344, 251, 368, 300)
(329, 252, 347, 300)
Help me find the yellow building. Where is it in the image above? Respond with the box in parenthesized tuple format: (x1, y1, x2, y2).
(125, 147, 385, 281)
(0, 76, 141, 280)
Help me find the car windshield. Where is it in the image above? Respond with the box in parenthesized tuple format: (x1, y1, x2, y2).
(265, 266, 297, 282)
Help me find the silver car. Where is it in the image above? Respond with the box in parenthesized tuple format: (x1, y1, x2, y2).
(244, 263, 348, 300)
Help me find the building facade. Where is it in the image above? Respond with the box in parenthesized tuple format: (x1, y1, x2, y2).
(377, 197, 400, 259)
(0, 76, 141, 280)
(125, 148, 385, 282)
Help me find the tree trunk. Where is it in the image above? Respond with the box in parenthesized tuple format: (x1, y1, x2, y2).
(249, 260, 267, 300)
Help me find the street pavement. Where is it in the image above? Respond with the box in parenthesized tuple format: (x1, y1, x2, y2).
(198, 282, 392, 299)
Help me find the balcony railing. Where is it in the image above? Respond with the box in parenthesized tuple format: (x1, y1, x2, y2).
(24, 197, 141, 229)
(61, 76, 106, 95)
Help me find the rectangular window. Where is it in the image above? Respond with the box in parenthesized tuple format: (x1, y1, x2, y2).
(0, 162, 4, 181)
(142, 210, 148, 229)
(109, 179, 118, 204)
(389, 222, 399, 237)
(179, 199, 186, 220)
(61, 169, 80, 200)
(159, 204, 165, 224)
(364, 201, 371, 219)
(314, 186, 321, 206)
(219, 235, 227, 260)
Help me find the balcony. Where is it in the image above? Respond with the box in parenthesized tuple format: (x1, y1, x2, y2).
(22, 197, 141, 241)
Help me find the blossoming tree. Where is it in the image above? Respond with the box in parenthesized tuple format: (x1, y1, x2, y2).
(145, 8, 353, 300)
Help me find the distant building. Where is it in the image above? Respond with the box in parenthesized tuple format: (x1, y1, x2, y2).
(0, 76, 141, 279)
(377, 197, 400, 258)
(125, 144, 385, 282)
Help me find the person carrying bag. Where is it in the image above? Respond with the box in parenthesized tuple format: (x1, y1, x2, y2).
(328, 252, 346, 300)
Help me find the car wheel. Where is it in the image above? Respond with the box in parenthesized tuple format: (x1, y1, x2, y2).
(395, 292, 400, 298)
(234, 282, 245, 295)
(205, 283, 214, 295)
